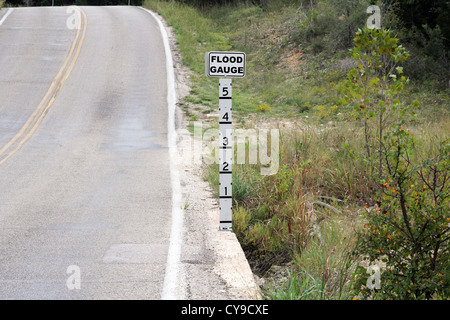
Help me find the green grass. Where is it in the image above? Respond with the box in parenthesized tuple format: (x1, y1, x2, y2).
(145, 0, 449, 122)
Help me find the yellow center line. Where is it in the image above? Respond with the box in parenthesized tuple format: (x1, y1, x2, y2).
(0, 7, 87, 166)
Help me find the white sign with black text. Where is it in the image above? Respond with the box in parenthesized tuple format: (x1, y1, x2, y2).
(206, 51, 246, 231)
(205, 51, 246, 78)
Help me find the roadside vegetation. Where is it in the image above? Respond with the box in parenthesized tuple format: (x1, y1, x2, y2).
(143, 0, 449, 299)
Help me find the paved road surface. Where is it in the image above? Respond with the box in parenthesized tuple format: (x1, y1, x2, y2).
(0, 6, 176, 299)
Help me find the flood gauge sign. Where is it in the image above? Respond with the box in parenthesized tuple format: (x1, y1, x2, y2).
(205, 51, 246, 231)
(205, 52, 246, 78)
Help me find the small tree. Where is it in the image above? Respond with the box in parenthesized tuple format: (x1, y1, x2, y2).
(343, 28, 450, 299)
(342, 27, 410, 179)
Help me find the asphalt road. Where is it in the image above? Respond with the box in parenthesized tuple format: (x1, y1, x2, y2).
(0, 6, 177, 299)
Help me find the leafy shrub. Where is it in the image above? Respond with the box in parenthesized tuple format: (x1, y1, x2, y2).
(343, 28, 450, 300)
(353, 135, 449, 299)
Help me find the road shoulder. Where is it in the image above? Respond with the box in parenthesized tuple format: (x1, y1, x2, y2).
(152, 10, 260, 300)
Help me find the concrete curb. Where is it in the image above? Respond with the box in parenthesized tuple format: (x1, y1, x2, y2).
(176, 126, 261, 300)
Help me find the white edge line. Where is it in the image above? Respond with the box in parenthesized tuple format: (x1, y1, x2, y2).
(140, 7, 184, 300)
(0, 8, 14, 27)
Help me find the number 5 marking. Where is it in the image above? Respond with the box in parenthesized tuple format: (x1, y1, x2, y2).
(222, 86, 229, 96)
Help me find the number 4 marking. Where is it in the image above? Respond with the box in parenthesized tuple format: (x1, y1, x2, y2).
(222, 112, 229, 121)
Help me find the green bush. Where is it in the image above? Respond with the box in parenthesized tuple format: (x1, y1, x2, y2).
(343, 28, 450, 300)
(353, 135, 449, 299)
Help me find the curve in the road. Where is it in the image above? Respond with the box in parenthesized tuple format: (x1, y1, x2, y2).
(0, 7, 87, 166)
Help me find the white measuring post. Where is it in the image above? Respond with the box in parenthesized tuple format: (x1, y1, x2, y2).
(205, 51, 245, 231)
(219, 77, 233, 230)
